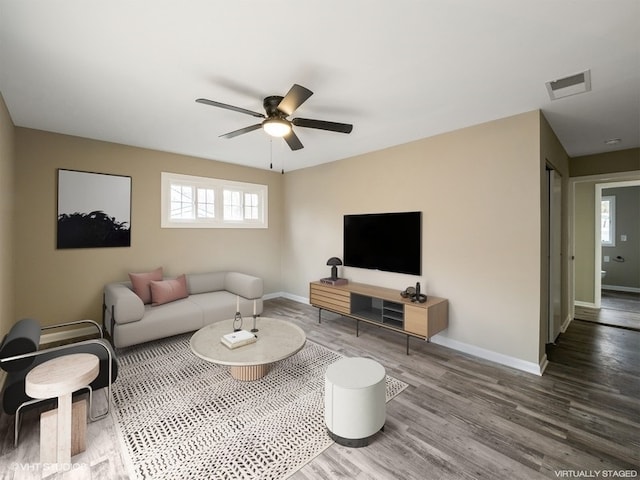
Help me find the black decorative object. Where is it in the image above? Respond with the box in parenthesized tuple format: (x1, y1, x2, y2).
(320, 257, 347, 286)
(57, 169, 131, 249)
(326, 257, 343, 280)
(401, 282, 427, 303)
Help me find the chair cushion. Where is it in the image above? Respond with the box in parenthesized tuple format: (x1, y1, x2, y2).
(0, 318, 41, 372)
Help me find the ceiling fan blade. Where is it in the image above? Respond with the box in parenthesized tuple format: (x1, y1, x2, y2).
(283, 130, 304, 151)
(196, 98, 265, 118)
(277, 84, 313, 116)
(219, 123, 263, 139)
(292, 117, 353, 134)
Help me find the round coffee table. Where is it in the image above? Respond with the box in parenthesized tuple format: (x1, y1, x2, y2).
(190, 317, 306, 381)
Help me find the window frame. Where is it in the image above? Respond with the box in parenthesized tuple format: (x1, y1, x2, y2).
(161, 172, 268, 229)
(600, 195, 615, 247)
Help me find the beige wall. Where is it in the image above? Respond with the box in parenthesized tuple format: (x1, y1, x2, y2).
(570, 148, 640, 177)
(4, 108, 576, 370)
(574, 183, 597, 304)
(14, 128, 284, 328)
(0, 93, 15, 337)
(282, 111, 543, 366)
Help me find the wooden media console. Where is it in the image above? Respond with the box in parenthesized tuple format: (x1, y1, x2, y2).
(309, 281, 448, 354)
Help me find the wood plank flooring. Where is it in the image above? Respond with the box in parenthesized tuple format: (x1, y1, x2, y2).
(601, 290, 640, 312)
(575, 290, 640, 331)
(1, 298, 638, 479)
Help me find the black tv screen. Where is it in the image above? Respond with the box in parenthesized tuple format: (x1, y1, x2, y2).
(343, 211, 422, 276)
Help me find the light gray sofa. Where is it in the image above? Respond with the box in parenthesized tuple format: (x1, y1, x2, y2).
(103, 271, 263, 348)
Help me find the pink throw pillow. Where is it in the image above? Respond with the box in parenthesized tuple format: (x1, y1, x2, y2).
(150, 274, 189, 306)
(129, 267, 163, 304)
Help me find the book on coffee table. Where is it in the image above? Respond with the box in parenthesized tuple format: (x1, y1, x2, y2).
(220, 330, 257, 349)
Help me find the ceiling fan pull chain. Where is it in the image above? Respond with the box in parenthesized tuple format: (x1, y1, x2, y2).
(269, 138, 273, 170)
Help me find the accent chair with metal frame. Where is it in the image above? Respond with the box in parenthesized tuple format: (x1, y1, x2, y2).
(0, 318, 118, 446)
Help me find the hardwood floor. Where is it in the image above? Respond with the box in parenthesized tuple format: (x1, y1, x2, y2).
(284, 300, 640, 479)
(1, 298, 638, 479)
(601, 290, 640, 312)
(575, 290, 640, 331)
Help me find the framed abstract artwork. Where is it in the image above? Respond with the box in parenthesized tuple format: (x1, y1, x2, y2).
(57, 169, 132, 249)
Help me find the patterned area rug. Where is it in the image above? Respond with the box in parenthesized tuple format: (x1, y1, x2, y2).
(112, 333, 408, 480)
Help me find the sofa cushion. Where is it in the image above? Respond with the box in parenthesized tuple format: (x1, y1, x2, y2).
(129, 267, 163, 304)
(188, 291, 238, 325)
(186, 272, 226, 295)
(150, 275, 189, 306)
(114, 299, 203, 348)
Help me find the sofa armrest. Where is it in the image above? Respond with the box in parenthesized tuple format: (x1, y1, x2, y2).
(224, 272, 263, 299)
(104, 283, 145, 325)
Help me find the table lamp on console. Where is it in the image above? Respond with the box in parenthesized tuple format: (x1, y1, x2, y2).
(321, 257, 348, 285)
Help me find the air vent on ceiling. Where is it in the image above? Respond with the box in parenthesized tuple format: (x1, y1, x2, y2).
(545, 70, 591, 100)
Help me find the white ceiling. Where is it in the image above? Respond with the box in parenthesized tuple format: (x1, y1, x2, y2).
(1, 1, 639, 171)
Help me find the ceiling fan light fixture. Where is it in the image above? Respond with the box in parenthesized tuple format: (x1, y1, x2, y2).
(263, 118, 291, 137)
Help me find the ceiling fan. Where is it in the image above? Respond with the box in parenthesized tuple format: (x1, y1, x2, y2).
(196, 84, 353, 151)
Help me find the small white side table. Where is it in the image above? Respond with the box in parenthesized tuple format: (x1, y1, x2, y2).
(25, 353, 99, 471)
(324, 357, 386, 447)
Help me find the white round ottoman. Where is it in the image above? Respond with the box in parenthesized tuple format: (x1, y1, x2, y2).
(324, 357, 386, 447)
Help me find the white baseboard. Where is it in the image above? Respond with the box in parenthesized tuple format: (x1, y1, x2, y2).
(274, 292, 544, 376)
(429, 335, 545, 376)
(561, 314, 572, 333)
(574, 300, 597, 308)
(602, 285, 640, 293)
(283, 292, 310, 304)
(267, 291, 309, 304)
(40, 326, 100, 345)
(263, 291, 285, 301)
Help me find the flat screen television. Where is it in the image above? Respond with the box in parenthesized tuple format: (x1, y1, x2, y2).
(343, 211, 422, 276)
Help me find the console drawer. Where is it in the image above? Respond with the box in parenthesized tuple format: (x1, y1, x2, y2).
(310, 283, 350, 315)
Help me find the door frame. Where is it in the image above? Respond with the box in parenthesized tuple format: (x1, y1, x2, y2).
(569, 171, 640, 311)
(547, 168, 562, 343)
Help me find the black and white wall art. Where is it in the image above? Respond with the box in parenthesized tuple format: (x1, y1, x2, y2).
(57, 169, 132, 249)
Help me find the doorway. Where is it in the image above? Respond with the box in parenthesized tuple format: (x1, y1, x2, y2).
(570, 173, 640, 330)
(594, 180, 640, 307)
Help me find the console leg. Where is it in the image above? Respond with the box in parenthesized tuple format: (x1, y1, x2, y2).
(318, 308, 322, 324)
(356, 319, 359, 337)
(406, 335, 410, 355)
